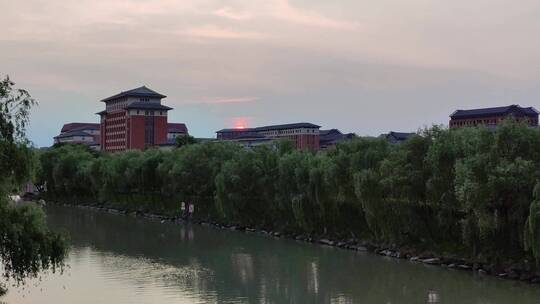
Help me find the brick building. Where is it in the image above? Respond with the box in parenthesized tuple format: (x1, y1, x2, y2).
(54, 123, 100, 150)
(216, 122, 320, 150)
(450, 105, 539, 128)
(98, 86, 179, 152)
(166, 123, 189, 141)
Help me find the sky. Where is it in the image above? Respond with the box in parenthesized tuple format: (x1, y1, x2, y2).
(2, 0, 540, 147)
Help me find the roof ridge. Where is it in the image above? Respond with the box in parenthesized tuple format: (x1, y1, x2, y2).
(454, 104, 514, 112)
(101, 86, 166, 102)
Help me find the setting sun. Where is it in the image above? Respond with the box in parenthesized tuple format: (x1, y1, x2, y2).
(232, 117, 250, 130)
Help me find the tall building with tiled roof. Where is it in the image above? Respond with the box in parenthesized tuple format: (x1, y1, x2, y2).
(97, 86, 184, 151)
(450, 104, 539, 128)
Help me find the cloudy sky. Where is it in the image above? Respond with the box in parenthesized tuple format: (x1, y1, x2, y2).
(2, 0, 540, 146)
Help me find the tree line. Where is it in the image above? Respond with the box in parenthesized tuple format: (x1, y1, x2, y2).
(37, 120, 540, 265)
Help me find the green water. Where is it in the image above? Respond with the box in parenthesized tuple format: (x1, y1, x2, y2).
(3, 204, 540, 303)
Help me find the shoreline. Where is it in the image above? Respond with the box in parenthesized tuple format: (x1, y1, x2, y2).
(39, 199, 540, 285)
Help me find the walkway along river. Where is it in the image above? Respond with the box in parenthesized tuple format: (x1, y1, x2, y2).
(3, 204, 540, 303)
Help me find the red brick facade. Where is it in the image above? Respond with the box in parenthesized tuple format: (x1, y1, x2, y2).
(292, 134, 319, 150)
(154, 116, 168, 146)
(98, 86, 173, 152)
(128, 115, 145, 150)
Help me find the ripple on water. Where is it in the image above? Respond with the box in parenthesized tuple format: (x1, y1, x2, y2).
(7, 204, 540, 304)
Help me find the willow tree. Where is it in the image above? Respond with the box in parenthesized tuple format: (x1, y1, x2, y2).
(525, 183, 540, 264)
(0, 76, 66, 296)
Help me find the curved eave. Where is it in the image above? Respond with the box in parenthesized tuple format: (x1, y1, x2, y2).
(124, 105, 173, 111)
(101, 93, 167, 102)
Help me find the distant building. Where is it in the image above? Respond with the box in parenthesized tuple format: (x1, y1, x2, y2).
(450, 105, 539, 128)
(319, 129, 356, 149)
(97, 86, 188, 152)
(383, 131, 415, 144)
(216, 122, 320, 150)
(167, 123, 188, 140)
(54, 123, 100, 149)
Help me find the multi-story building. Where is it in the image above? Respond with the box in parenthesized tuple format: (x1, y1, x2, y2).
(450, 105, 539, 129)
(54, 123, 100, 149)
(97, 86, 179, 152)
(216, 122, 321, 150)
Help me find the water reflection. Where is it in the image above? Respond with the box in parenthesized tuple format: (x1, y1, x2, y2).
(427, 290, 440, 303)
(4, 205, 540, 304)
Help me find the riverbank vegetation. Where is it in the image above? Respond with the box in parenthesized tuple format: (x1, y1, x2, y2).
(38, 120, 540, 269)
(0, 76, 66, 296)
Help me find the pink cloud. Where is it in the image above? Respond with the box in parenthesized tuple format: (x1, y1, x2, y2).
(198, 96, 260, 104)
(181, 25, 264, 39)
(270, 0, 360, 30)
(213, 7, 253, 21)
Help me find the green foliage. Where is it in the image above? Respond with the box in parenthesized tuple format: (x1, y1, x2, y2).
(0, 76, 35, 142)
(175, 135, 197, 148)
(524, 183, 540, 264)
(38, 120, 540, 263)
(0, 200, 66, 286)
(0, 76, 66, 295)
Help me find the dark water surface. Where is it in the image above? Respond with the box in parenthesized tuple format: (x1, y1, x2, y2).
(3, 204, 540, 303)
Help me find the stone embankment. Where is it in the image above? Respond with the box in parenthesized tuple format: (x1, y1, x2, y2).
(45, 200, 540, 285)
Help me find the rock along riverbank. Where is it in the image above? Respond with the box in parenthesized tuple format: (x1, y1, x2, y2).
(42, 199, 540, 285)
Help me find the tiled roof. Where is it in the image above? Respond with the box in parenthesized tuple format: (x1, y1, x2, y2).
(216, 122, 320, 133)
(61, 123, 100, 133)
(101, 86, 166, 102)
(167, 123, 188, 133)
(320, 129, 343, 137)
(450, 105, 539, 119)
(320, 129, 356, 147)
(387, 131, 414, 141)
(54, 130, 93, 139)
(124, 102, 172, 111)
(254, 122, 320, 132)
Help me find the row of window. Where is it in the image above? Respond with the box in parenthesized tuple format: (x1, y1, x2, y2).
(133, 110, 163, 116)
(106, 134, 125, 140)
(106, 99, 128, 112)
(106, 145, 126, 151)
(260, 128, 318, 136)
(106, 128, 126, 135)
(451, 117, 539, 127)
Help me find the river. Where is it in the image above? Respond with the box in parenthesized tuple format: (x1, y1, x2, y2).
(2, 204, 540, 303)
